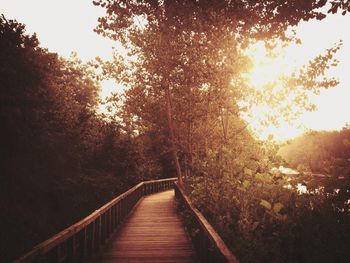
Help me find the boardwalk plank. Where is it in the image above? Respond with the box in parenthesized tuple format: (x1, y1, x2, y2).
(98, 190, 198, 263)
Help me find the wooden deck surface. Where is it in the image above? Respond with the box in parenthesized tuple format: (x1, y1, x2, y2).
(98, 190, 198, 263)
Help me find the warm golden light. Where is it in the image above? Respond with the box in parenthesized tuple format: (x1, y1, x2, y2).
(245, 15, 350, 141)
(246, 42, 290, 90)
(2, 0, 350, 141)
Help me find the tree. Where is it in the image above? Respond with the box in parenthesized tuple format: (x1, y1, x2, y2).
(0, 15, 158, 260)
(93, 0, 340, 183)
(92, 2, 350, 262)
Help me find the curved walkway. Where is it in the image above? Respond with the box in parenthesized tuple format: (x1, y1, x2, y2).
(98, 190, 198, 263)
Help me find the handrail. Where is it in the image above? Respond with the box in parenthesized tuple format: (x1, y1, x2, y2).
(174, 182, 239, 263)
(15, 177, 177, 263)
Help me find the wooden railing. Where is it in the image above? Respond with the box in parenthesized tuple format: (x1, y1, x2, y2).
(15, 177, 176, 263)
(174, 182, 239, 263)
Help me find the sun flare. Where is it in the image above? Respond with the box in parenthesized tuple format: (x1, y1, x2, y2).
(244, 42, 304, 141)
(246, 42, 296, 90)
(245, 30, 350, 142)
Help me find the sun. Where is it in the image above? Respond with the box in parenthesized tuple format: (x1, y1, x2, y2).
(246, 42, 295, 90)
(244, 37, 349, 142)
(244, 42, 307, 141)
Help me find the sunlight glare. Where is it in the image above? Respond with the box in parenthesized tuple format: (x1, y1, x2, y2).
(245, 14, 350, 142)
(246, 42, 291, 90)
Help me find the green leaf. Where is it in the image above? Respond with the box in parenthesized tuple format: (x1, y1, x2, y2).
(255, 173, 272, 183)
(273, 202, 284, 213)
(260, 199, 272, 210)
(244, 167, 252, 176)
(243, 180, 250, 188)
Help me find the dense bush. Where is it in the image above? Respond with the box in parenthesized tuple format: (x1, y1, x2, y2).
(0, 15, 169, 261)
(187, 141, 350, 263)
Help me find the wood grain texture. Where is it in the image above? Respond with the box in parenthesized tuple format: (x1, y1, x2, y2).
(98, 190, 198, 263)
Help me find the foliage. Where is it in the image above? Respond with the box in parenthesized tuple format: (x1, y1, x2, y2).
(92, 1, 350, 262)
(94, 0, 340, 182)
(279, 128, 350, 173)
(0, 15, 167, 261)
(2, 0, 349, 261)
(188, 168, 350, 263)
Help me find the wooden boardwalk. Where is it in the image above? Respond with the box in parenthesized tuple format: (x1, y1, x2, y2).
(98, 190, 198, 263)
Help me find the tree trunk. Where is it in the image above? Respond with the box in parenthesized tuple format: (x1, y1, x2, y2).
(165, 85, 183, 186)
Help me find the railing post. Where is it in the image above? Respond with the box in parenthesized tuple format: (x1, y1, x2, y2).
(123, 198, 127, 218)
(91, 221, 95, 253)
(71, 234, 77, 261)
(97, 216, 102, 250)
(112, 205, 116, 231)
(100, 214, 104, 245)
(82, 227, 87, 260)
(119, 199, 123, 221)
(123, 197, 126, 219)
(117, 202, 120, 225)
(56, 244, 62, 263)
(108, 209, 112, 237)
(110, 206, 114, 232)
(105, 212, 108, 241)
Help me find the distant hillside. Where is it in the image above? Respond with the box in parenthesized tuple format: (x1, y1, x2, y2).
(278, 128, 350, 173)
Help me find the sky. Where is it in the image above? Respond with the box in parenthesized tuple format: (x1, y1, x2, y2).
(0, 0, 124, 98)
(247, 13, 350, 140)
(1, 0, 113, 61)
(1, 0, 350, 141)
